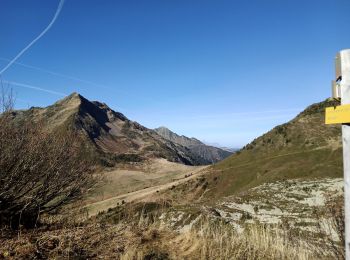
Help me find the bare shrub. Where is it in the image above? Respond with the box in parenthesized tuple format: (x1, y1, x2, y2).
(0, 81, 14, 113)
(0, 86, 94, 229)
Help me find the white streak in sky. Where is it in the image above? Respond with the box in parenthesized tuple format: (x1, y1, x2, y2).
(0, 0, 65, 75)
(3, 80, 66, 97)
(0, 57, 112, 90)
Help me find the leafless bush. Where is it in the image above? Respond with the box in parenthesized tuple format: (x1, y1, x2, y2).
(0, 81, 14, 113)
(0, 86, 94, 229)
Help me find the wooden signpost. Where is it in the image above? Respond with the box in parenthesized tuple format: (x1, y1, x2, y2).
(325, 49, 350, 259)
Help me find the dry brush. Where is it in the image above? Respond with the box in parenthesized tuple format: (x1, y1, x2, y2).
(0, 86, 95, 228)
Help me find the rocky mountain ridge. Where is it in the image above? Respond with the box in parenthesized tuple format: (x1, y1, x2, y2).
(12, 93, 216, 166)
(154, 126, 232, 164)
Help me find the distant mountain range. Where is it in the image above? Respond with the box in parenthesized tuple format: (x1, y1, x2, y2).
(11, 93, 231, 166)
(218, 147, 239, 153)
(154, 127, 232, 164)
(199, 142, 239, 153)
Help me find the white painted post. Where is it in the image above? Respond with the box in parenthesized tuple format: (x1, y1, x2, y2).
(339, 49, 350, 259)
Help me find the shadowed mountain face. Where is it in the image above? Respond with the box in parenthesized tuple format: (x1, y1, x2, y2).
(154, 127, 232, 164)
(11, 93, 212, 166)
(154, 127, 203, 147)
(177, 99, 343, 201)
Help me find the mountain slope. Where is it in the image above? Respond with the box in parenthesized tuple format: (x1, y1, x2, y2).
(154, 127, 232, 164)
(178, 99, 343, 201)
(11, 93, 208, 166)
(219, 147, 239, 153)
(154, 127, 203, 147)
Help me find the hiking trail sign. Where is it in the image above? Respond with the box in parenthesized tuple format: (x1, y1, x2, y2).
(326, 49, 350, 259)
(325, 104, 350, 124)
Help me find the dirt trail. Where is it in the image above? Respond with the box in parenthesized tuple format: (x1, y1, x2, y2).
(85, 148, 331, 216)
(84, 165, 208, 216)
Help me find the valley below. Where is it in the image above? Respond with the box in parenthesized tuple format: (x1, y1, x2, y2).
(0, 94, 346, 259)
(83, 159, 208, 216)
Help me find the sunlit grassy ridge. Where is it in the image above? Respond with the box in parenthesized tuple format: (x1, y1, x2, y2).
(194, 99, 342, 200)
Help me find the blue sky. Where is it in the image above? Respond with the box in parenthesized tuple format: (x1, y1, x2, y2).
(1, 0, 350, 147)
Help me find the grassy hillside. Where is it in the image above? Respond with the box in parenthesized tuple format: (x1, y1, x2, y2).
(191, 99, 343, 200)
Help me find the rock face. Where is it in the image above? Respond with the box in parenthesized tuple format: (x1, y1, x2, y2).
(154, 127, 203, 147)
(12, 93, 214, 166)
(154, 127, 232, 164)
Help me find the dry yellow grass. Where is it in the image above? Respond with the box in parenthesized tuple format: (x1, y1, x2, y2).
(119, 215, 341, 260)
(1, 205, 343, 259)
(82, 159, 208, 216)
(89, 159, 206, 201)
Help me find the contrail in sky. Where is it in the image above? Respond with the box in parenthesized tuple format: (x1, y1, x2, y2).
(0, 57, 111, 90)
(3, 80, 67, 97)
(0, 0, 66, 75)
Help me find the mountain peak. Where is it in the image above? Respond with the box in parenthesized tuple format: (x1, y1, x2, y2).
(65, 92, 84, 100)
(154, 126, 232, 163)
(156, 126, 169, 130)
(12, 92, 233, 166)
(154, 126, 171, 134)
(155, 127, 202, 143)
(154, 126, 205, 146)
(68, 91, 80, 98)
(54, 92, 87, 107)
(296, 98, 339, 118)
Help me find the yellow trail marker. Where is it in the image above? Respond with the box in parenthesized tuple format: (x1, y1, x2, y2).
(325, 104, 350, 124)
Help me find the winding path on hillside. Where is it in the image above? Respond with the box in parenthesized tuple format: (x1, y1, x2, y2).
(84, 165, 209, 216)
(84, 146, 336, 217)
